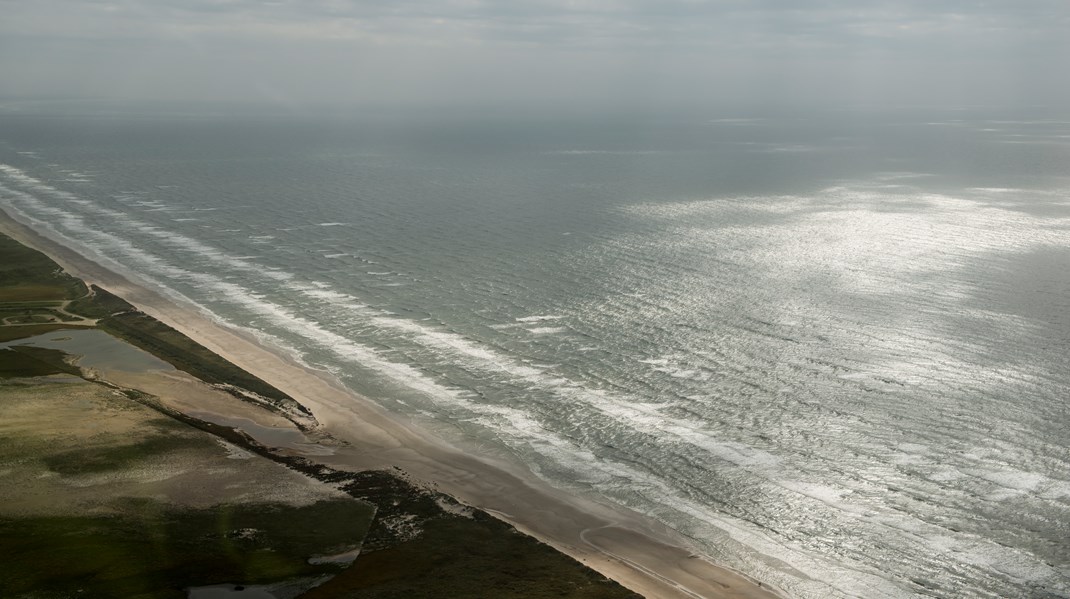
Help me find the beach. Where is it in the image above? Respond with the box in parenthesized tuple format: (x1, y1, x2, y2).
(0, 208, 782, 599)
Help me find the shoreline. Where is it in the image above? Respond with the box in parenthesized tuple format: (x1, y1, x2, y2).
(0, 207, 783, 599)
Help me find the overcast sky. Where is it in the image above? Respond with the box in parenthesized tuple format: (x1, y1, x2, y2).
(2, 0, 1068, 111)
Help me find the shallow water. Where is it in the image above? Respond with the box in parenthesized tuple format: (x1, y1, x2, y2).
(185, 411, 332, 456)
(2, 329, 174, 373)
(2, 107, 1068, 598)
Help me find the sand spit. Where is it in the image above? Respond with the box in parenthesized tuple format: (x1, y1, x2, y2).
(0, 209, 783, 599)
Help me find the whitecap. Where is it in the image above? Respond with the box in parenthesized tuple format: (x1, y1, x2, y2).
(526, 326, 568, 335)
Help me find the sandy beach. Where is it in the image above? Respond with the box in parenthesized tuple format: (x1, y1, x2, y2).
(0, 208, 783, 599)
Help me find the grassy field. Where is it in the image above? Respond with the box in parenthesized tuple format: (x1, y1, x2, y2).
(0, 234, 86, 302)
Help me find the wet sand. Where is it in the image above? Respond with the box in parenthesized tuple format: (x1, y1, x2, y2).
(0, 209, 784, 599)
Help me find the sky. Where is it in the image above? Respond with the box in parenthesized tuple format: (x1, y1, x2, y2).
(1, 0, 1069, 112)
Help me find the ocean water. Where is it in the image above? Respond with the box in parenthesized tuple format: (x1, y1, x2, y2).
(2, 106, 1069, 598)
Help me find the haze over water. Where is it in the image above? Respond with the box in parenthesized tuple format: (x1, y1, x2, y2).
(2, 106, 1069, 598)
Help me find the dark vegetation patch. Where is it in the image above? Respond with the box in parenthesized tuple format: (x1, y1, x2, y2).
(276, 465, 641, 599)
(66, 284, 135, 319)
(0, 323, 69, 342)
(0, 346, 81, 378)
(302, 513, 637, 599)
(0, 236, 86, 301)
(0, 235, 86, 302)
(42, 435, 207, 475)
(0, 498, 373, 599)
(0, 234, 89, 338)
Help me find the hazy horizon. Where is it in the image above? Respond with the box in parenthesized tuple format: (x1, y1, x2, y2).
(2, 1, 1069, 113)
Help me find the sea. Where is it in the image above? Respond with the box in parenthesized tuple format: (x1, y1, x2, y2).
(2, 104, 1068, 598)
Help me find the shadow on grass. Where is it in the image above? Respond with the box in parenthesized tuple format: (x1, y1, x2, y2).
(0, 498, 373, 599)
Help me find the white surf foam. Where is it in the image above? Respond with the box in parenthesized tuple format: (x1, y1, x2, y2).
(526, 326, 568, 335)
(515, 315, 564, 322)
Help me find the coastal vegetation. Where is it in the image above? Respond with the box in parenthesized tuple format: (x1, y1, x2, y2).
(0, 233, 87, 301)
(1, 230, 308, 416)
(98, 301, 308, 417)
(0, 231, 638, 598)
